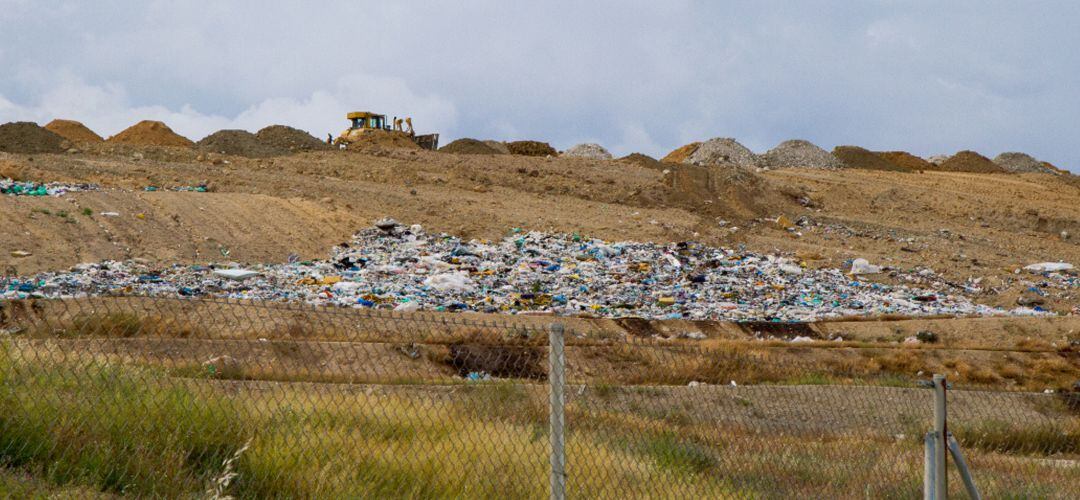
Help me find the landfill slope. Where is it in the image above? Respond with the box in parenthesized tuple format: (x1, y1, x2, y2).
(0, 145, 1078, 316)
(108, 120, 194, 147)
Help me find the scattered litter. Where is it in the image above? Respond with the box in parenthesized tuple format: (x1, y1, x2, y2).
(1, 178, 98, 196)
(9, 251, 32, 258)
(100, 212, 120, 217)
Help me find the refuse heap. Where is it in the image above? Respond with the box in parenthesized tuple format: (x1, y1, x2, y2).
(1, 178, 98, 196)
(562, 143, 613, 160)
(761, 140, 841, 169)
(687, 138, 761, 168)
(5, 222, 1037, 322)
(992, 152, 1056, 174)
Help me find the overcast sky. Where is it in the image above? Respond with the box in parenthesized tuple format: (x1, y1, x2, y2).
(1, 1, 1078, 170)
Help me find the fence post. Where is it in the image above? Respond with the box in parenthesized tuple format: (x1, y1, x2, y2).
(924, 432, 937, 500)
(947, 433, 982, 500)
(548, 323, 566, 500)
(933, 374, 948, 498)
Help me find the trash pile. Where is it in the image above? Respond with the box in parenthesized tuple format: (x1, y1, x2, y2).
(562, 143, 613, 160)
(761, 140, 841, 169)
(4, 221, 1046, 322)
(1, 178, 98, 196)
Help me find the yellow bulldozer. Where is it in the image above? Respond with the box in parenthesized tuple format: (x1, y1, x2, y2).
(334, 111, 440, 150)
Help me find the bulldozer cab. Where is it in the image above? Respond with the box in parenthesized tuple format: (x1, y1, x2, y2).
(347, 112, 387, 130)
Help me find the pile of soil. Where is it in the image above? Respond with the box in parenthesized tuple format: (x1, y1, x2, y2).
(687, 137, 761, 168)
(937, 151, 1004, 173)
(108, 121, 194, 147)
(993, 152, 1054, 174)
(0, 122, 68, 154)
(662, 142, 700, 163)
(44, 119, 103, 144)
(197, 130, 285, 157)
(877, 151, 933, 171)
(255, 125, 330, 152)
(440, 138, 502, 155)
(618, 153, 666, 171)
(343, 131, 420, 151)
(762, 140, 841, 169)
(832, 146, 903, 171)
(484, 141, 511, 154)
(1041, 161, 1070, 175)
(506, 140, 556, 157)
(562, 143, 612, 160)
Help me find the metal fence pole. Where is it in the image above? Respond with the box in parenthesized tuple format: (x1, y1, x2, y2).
(548, 323, 566, 500)
(947, 433, 982, 500)
(924, 432, 937, 500)
(933, 374, 948, 498)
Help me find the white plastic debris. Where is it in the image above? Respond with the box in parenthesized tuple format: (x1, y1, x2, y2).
(1023, 262, 1074, 273)
(213, 269, 259, 280)
(850, 258, 883, 275)
(423, 272, 475, 292)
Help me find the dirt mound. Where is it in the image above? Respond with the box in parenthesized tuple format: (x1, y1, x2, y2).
(993, 152, 1054, 174)
(877, 151, 933, 171)
(506, 140, 556, 157)
(255, 125, 330, 152)
(483, 141, 511, 154)
(832, 146, 903, 171)
(342, 131, 420, 152)
(662, 142, 700, 163)
(762, 140, 840, 169)
(440, 138, 502, 155)
(44, 119, 103, 144)
(562, 143, 612, 160)
(687, 137, 761, 168)
(0, 122, 68, 154)
(1041, 161, 1070, 176)
(937, 150, 1004, 173)
(108, 121, 193, 147)
(197, 130, 285, 157)
(618, 153, 666, 170)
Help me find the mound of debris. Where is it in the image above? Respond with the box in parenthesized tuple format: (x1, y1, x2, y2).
(484, 140, 511, 154)
(662, 142, 700, 163)
(687, 137, 762, 169)
(0, 122, 68, 154)
(618, 153, 666, 170)
(832, 146, 903, 171)
(762, 140, 841, 169)
(9, 224, 1022, 322)
(255, 125, 330, 152)
(44, 119, 103, 144)
(937, 150, 1004, 173)
(927, 154, 950, 165)
(440, 138, 503, 155)
(507, 140, 556, 157)
(562, 143, 612, 160)
(993, 152, 1056, 174)
(197, 130, 285, 157)
(108, 120, 194, 147)
(877, 151, 933, 171)
(1041, 161, 1071, 175)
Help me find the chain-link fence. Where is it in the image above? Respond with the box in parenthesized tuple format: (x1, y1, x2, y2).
(0, 296, 1076, 498)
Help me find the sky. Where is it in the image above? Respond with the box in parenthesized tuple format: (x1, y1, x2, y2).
(1, 1, 1078, 171)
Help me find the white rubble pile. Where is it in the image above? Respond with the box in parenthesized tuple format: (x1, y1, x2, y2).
(686, 138, 762, 169)
(561, 143, 613, 160)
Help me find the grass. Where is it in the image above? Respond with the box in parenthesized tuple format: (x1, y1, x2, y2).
(0, 341, 1076, 498)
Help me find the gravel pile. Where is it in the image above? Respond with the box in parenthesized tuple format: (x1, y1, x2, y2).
(507, 140, 556, 157)
(937, 151, 1004, 173)
(687, 137, 761, 168)
(762, 140, 841, 169)
(832, 146, 903, 171)
(197, 130, 286, 157)
(562, 143, 612, 160)
(993, 152, 1054, 174)
(255, 125, 330, 152)
(0, 122, 68, 154)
